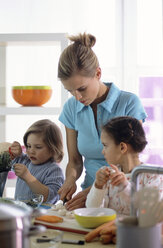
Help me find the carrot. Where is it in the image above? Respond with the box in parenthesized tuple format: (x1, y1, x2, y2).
(85, 219, 115, 242)
(112, 236, 116, 244)
(111, 227, 117, 235)
(100, 234, 113, 244)
(100, 224, 116, 235)
(35, 215, 63, 223)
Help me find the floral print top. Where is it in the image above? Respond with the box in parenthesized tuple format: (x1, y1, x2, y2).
(86, 164, 163, 215)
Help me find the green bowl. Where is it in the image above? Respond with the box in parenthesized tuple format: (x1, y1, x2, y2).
(74, 208, 116, 228)
(12, 86, 51, 90)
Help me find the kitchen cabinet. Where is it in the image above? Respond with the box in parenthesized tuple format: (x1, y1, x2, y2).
(0, 33, 69, 141)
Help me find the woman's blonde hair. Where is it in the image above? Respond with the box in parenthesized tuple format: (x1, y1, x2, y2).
(58, 33, 99, 80)
(23, 119, 64, 163)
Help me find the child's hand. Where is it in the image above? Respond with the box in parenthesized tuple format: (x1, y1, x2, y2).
(95, 166, 110, 189)
(109, 164, 127, 187)
(13, 163, 30, 180)
(10, 141, 22, 159)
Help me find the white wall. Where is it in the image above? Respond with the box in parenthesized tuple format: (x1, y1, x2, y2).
(0, 0, 73, 33)
(0, 0, 118, 194)
(0, 0, 117, 81)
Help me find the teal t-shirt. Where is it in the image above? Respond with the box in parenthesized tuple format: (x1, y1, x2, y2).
(59, 83, 147, 190)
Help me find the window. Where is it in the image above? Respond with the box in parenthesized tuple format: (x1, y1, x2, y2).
(122, 0, 163, 165)
(1, 0, 163, 172)
(137, 0, 163, 165)
(140, 77, 163, 165)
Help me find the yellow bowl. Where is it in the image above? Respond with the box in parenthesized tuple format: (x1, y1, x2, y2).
(74, 208, 116, 228)
(12, 86, 52, 106)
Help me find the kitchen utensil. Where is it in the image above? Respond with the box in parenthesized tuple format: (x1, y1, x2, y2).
(118, 216, 138, 225)
(130, 164, 163, 216)
(0, 151, 12, 197)
(135, 188, 163, 226)
(0, 171, 9, 197)
(30, 193, 44, 208)
(151, 200, 163, 223)
(0, 201, 46, 248)
(17, 193, 44, 209)
(134, 187, 160, 227)
(0, 151, 12, 172)
(30, 229, 63, 248)
(74, 207, 116, 228)
(62, 198, 67, 205)
(116, 165, 163, 248)
(117, 218, 162, 248)
(37, 239, 85, 245)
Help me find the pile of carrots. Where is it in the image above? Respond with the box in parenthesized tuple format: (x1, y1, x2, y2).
(85, 219, 116, 244)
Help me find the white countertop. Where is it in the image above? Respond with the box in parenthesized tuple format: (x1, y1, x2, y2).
(30, 228, 116, 248)
(32, 206, 116, 247)
(61, 231, 116, 248)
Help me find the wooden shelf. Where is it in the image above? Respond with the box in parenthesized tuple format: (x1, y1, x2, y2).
(0, 33, 68, 141)
(0, 33, 68, 49)
(0, 105, 61, 115)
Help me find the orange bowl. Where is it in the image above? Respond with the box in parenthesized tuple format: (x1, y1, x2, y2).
(12, 86, 52, 106)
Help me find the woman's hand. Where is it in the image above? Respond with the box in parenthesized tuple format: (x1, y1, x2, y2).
(65, 187, 90, 211)
(13, 163, 31, 180)
(58, 178, 77, 202)
(10, 141, 22, 159)
(109, 164, 127, 187)
(58, 127, 84, 203)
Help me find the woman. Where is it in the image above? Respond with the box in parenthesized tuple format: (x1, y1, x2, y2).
(58, 33, 147, 210)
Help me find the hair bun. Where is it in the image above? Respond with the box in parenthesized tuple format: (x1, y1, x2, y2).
(68, 33, 96, 48)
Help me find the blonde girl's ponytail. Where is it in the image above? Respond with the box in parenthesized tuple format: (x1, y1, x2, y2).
(58, 33, 99, 80)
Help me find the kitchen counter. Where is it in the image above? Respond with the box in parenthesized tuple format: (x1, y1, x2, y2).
(32, 206, 116, 247)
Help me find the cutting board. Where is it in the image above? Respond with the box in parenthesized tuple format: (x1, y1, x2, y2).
(34, 209, 90, 235)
